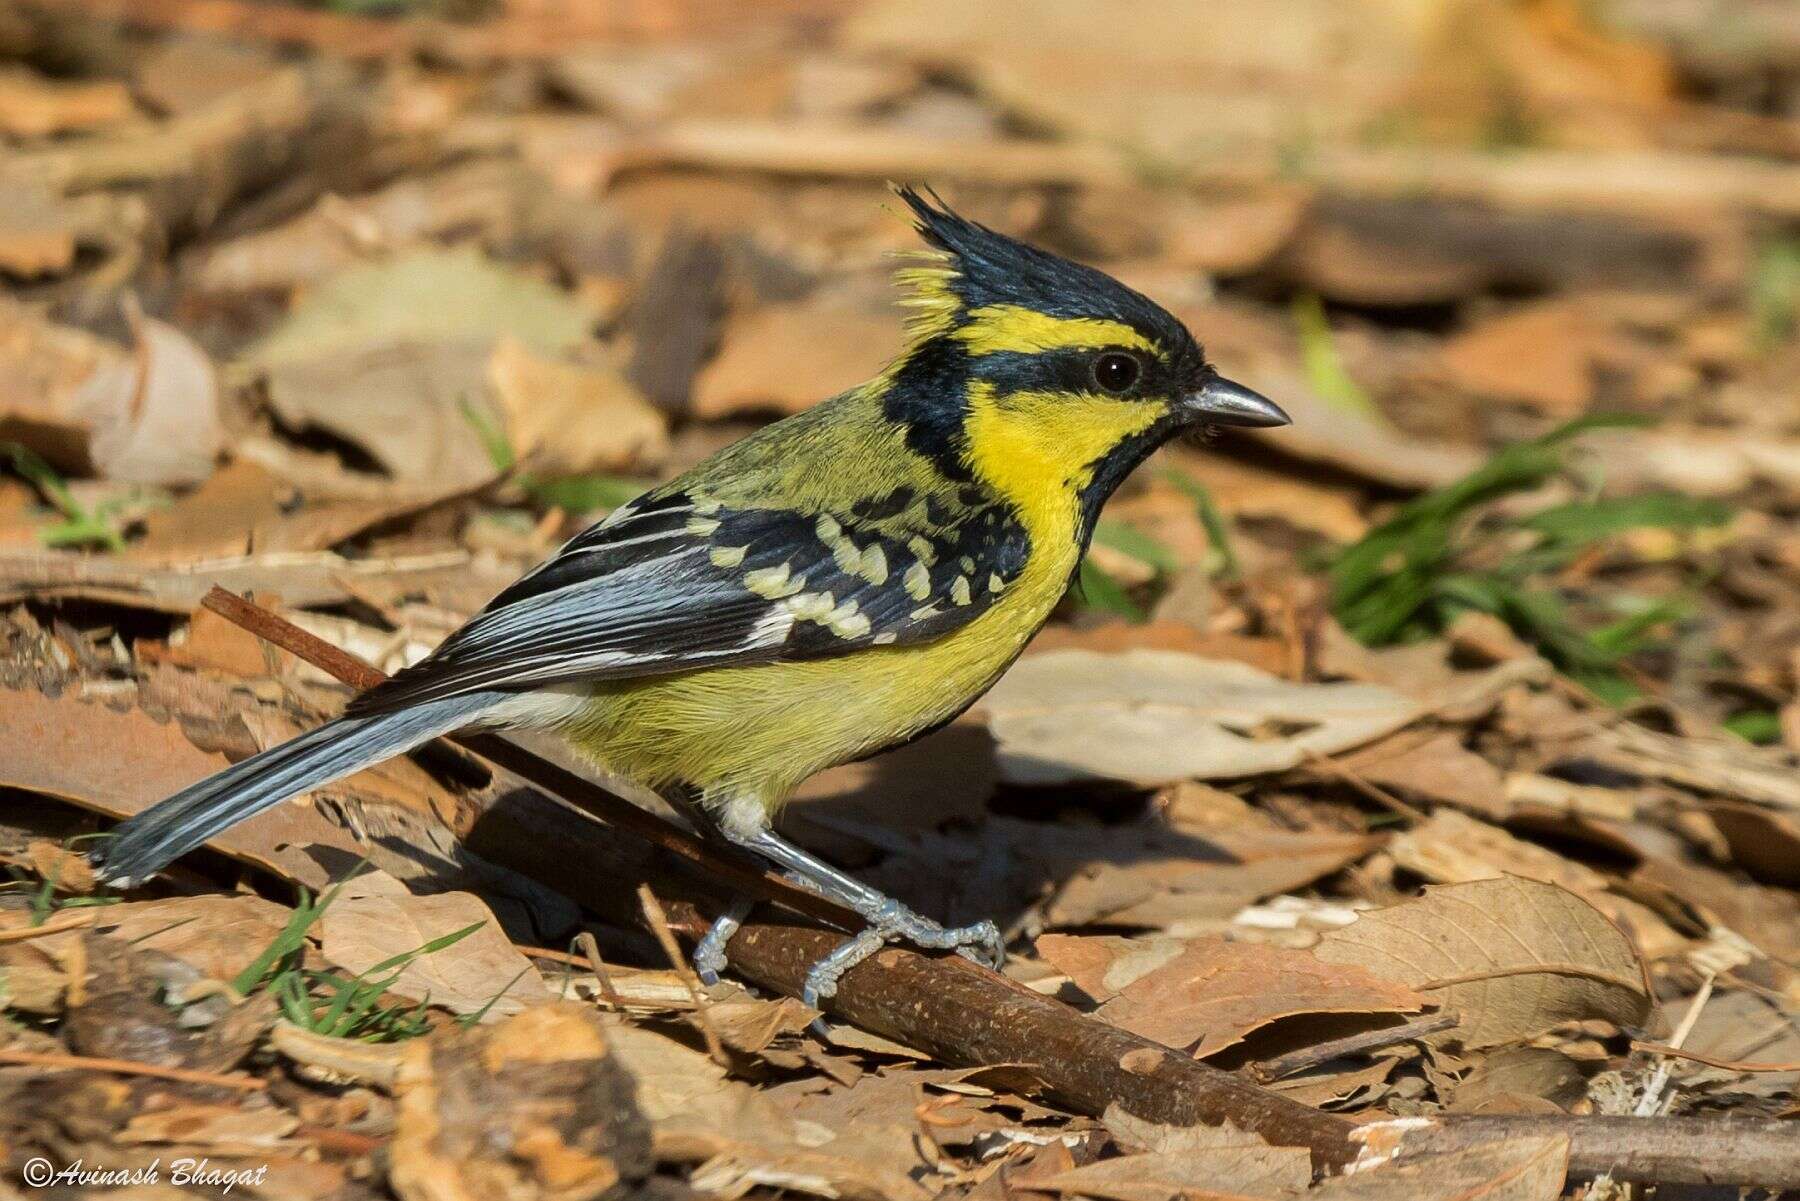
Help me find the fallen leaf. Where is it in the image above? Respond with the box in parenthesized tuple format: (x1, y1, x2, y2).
(1448, 1047, 1588, 1113)
(73, 306, 222, 486)
(0, 297, 131, 472)
(1387, 809, 1609, 894)
(981, 649, 1421, 786)
(487, 335, 668, 475)
(244, 246, 592, 371)
(1703, 801, 1800, 888)
(259, 337, 503, 492)
(1437, 300, 1616, 416)
(0, 686, 355, 890)
(692, 289, 900, 417)
(1037, 934, 1426, 1057)
(1314, 877, 1651, 1048)
(242, 247, 593, 491)
(1324, 730, 1510, 820)
(1316, 1134, 1568, 1201)
(316, 870, 552, 1019)
(88, 894, 299, 984)
(0, 178, 79, 277)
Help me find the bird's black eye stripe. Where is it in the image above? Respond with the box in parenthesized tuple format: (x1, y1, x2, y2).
(1092, 351, 1141, 394)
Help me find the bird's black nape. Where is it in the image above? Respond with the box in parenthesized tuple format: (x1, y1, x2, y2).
(889, 183, 1205, 381)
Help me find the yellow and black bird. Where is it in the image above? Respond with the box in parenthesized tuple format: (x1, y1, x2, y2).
(97, 186, 1289, 1002)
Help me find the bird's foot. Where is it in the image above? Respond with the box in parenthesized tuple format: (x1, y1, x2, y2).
(692, 896, 754, 986)
(801, 899, 1005, 1010)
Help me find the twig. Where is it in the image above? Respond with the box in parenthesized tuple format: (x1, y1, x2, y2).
(1249, 1012, 1459, 1082)
(0, 1047, 265, 1091)
(1627, 1042, 1800, 1073)
(200, 588, 1800, 1187)
(1366, 1114, 1800, 1188)
(638, 883, 728, 1068)
(1299, 749, 1426, 823)
(0, 912, 97, 941)
(575, 931, 626, 1010)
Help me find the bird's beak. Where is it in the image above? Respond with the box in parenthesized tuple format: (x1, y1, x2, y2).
(1182, 374, 1290, 428)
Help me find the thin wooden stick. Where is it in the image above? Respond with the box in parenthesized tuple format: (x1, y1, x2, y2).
(1629, 1042, 1800, 1073)
(1249, 1012, 1460, 1082)
(0, 1047, 265, 1091)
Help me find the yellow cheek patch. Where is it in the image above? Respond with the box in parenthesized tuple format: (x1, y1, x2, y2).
(962, 382, 1166, 536)
(952, 304, 1159, 358)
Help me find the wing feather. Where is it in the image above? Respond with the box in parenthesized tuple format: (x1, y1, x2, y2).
(348, 486, 1029, 715)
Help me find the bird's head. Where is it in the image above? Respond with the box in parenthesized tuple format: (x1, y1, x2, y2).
(882, 186, 1287, 522)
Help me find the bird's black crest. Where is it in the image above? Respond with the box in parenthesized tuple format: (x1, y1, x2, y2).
(890, 183, 1202, 372)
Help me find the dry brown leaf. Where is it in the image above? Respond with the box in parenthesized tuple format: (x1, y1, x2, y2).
(0, 686, 354, 890)
(1448, 1047, 1588, 1113)
(0, 178, 79, 277)
(71, 307, 221, 486)
(981, 650, 1421, 786)
(1037, 934, 1426, 1058)
(1437, 299, 1617, 416)
(317, 870, 551, 1019)
(0, 298, 131, 472)
(0, 941, 68, 1013)
(1101, 1105, 1312, 1191)
(1388, 810, 1608, 894)
(88, 895, 299, 984)
(1327, 731, 1511, 820)
(691, 291, 900, 418)
(1703, 801, 1800, 888)
(487, 335, 668, 475)
(705, 997, 820, 1054)
(1314, 877, 1651, 1048)
(1317, 1134, 1568, 1201)
(1029, 823, 1379, 932)
(1031, 1151, 1293, 1201)
(628, 1023, 933, 1201)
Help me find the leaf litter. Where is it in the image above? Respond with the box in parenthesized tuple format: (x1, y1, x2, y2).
(3, 1, 1800, 1197)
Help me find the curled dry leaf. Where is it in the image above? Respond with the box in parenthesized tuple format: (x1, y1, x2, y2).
(1314, 877, 1651, 1049)
(1037, 933, 1427, 1058)
(487, 335, 668, 476)
(317, 869, 552, 1020)
(390, 1002, 653, 1201)
(981, 649, 1421, 786)
(73, 306, 222, 486)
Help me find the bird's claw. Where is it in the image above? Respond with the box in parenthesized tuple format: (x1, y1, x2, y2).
(800, 904, 1006, 1037)
(691, 897, 753, 987)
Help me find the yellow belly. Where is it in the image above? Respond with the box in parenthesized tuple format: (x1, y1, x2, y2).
(561, 547, 1071, 810)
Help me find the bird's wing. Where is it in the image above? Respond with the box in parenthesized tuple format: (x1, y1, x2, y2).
(347, 485, 1030, 714)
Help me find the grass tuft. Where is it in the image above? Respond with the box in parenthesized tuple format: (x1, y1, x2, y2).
(1324, 415, 1731, 703)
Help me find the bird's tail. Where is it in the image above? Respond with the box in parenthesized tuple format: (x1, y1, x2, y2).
(93, 692, 505, 886)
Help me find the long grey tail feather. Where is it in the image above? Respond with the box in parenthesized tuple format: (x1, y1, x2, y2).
(94, 691, 506, 885)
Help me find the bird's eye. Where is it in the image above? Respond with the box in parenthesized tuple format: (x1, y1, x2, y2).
(1092, 352, 1141, 394)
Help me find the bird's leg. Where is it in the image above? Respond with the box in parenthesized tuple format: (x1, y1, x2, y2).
(722, 824, 1006, 1010)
